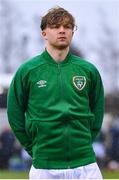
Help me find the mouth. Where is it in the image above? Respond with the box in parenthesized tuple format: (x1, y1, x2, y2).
(58, 37, 67, 40)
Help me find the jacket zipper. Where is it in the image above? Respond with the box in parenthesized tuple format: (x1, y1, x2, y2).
(57, 63, 71, 168)
(58, 63, 64, 100)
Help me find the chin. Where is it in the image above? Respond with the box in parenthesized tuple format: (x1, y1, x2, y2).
(56, 44, 69, 50)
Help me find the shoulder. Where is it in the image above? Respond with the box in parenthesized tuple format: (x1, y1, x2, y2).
(18, 53, 45, 73)
(71, 54, 100, 74)
(14, 53, 46, 79)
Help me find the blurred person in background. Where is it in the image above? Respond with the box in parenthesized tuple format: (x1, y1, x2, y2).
(106, 117, 119, 170)
(7, 7, 104, 179)
(93, 131, 106, 169)
(0, 127, 15, 169)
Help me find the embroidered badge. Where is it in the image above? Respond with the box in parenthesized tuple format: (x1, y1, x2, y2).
(73, 76, 86, 90)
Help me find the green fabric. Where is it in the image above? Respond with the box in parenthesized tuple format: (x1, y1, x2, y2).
(7, 49, 104, 169)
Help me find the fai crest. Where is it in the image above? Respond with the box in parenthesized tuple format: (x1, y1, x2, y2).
(73, 76, 86, 90)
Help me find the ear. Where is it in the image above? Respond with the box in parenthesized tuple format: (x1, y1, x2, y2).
(42, 31, 47, 40)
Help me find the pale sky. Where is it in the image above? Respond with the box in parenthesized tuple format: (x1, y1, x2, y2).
(13, 0, 119, 49)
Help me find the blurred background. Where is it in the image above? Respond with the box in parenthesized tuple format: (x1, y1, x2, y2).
(0, 0, 119, 178)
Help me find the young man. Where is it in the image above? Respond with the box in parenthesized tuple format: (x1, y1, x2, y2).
(7, 7, 104, 179)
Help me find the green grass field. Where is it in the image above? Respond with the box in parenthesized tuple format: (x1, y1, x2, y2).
(0, 170, 119, 179)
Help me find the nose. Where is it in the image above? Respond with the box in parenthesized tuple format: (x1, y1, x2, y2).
(58, 26, 65, 33)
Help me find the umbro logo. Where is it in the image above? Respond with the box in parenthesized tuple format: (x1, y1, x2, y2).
(36, 80, 47, 88)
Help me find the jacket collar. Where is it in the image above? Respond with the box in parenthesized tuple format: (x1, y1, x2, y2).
(42, 49, 72, 65)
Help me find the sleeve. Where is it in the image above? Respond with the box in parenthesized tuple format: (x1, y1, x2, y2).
(89, 67, 104, 142)
(7, 69, 32, 156)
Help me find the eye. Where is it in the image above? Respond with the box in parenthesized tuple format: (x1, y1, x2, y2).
(64, 24, 73, 29)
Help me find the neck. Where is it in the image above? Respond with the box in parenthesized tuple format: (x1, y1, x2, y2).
(46, 46, 69, 63)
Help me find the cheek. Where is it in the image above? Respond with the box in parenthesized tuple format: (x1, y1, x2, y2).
(48, 36, 56, 43)
(68, 34, 73, 41)
(47, 32, 57, 41)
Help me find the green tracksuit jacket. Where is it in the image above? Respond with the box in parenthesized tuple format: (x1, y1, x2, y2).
(7, 49, 104, 169)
